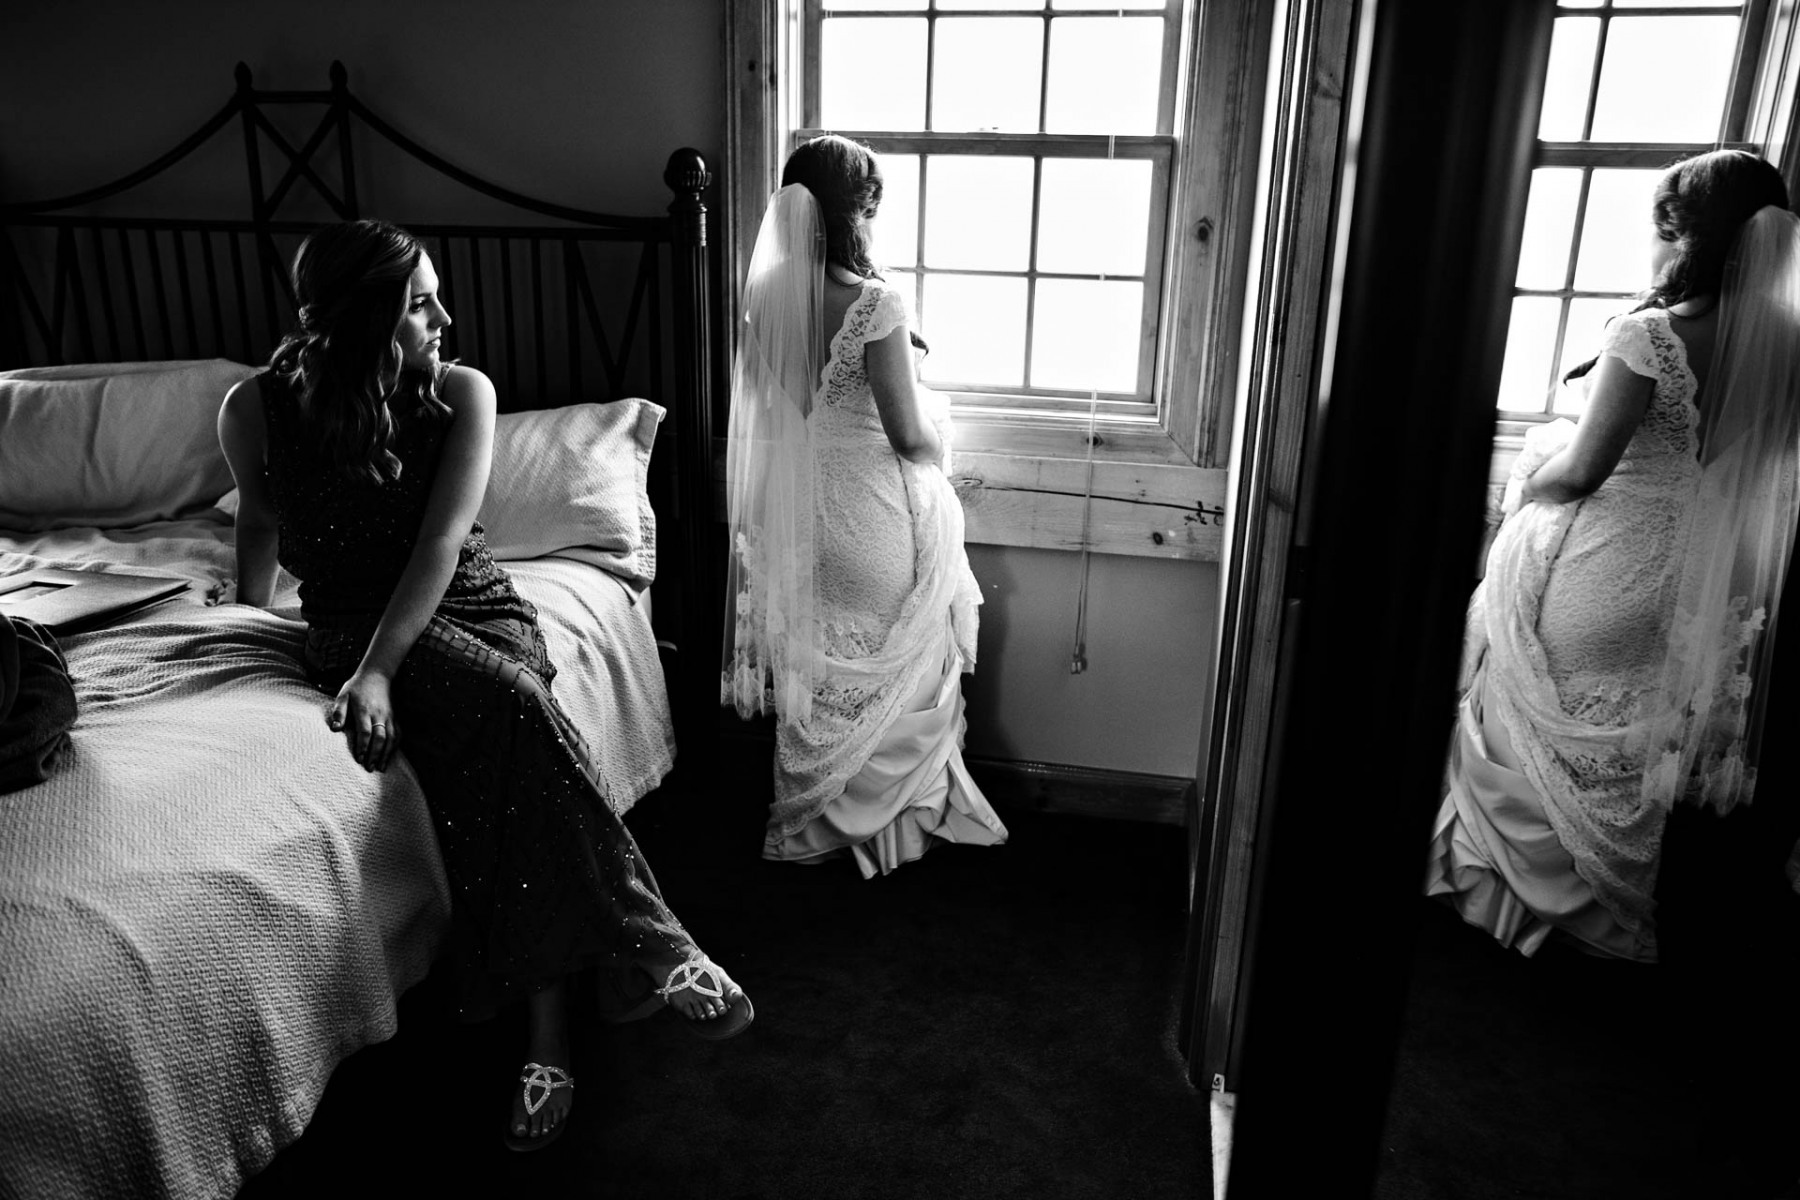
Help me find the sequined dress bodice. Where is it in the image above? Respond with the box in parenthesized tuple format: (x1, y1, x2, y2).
(258, 369, 534, 632)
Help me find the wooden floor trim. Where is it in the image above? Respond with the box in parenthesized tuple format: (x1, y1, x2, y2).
(717, 724, 1195, 827)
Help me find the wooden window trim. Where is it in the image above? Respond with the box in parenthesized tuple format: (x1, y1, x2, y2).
(725, 0, 1277, 561)
(1499, 1, 1788, 421)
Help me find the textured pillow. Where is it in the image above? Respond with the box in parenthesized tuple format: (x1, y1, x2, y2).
(0, 359, 258, 532)
(478, 399, 665, 587)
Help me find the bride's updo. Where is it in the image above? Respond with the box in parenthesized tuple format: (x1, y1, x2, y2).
(781, 134, 884, 280)
(1646, 149, 1789, 309)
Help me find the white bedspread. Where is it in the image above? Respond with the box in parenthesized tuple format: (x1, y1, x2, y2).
(0, 517, 674, 1199)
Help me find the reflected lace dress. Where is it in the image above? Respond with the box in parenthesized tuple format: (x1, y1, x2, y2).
(1426, 311, 1704, 961)
(762, 279, 1009, 876)
(259, 371, 698, 1018)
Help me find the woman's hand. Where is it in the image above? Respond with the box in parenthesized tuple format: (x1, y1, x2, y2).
(326, 668, 400, 772)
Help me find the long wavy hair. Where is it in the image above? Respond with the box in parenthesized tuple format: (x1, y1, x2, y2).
(781, 134, 883, 280)
(268, 220, 450, 484)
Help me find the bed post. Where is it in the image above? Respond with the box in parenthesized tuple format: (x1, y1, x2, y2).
(331, 62, 360, 219)
(665, 148, 718, 756)
(235, 63, 281, 350)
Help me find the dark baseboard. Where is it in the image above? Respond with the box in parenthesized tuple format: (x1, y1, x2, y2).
(713, 720, 1194, 827)
(965, 757, 1195, 827)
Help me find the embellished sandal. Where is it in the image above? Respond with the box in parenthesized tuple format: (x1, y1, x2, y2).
(655, 950, 755, 1041)
(503, 1062, 574, 1152)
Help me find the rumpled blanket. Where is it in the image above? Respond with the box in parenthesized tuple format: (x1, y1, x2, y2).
(0, 614, 76, 791)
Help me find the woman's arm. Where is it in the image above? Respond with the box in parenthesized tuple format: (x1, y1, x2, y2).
(217, 376, 281, 607)
(1520, 353, 1654, 505)
(331, 366, 498, 771)
(866, 323, 944, 465)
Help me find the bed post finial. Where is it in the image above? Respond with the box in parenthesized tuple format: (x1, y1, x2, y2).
(330, 61, 347, 88)
(234, 62, 252, 91)
(664, 148, 711, 248)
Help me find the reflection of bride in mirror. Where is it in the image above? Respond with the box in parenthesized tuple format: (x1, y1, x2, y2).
(1427, 150, 1800, 961)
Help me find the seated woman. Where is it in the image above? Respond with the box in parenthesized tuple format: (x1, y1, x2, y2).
(217, 220, 752, 1151)
(721, 135, 1008, 878)
(1426, 150, 1800, 961)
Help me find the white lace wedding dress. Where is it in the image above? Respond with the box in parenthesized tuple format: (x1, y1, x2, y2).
(1427, 309, 1707, 960)
(762, 278, 1008, 875)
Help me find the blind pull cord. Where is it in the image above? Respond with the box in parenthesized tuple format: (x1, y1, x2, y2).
(1070, 132, 1118, 675)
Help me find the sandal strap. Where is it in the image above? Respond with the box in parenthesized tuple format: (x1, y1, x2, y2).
(519, 1062, 574, 1116)
(655, 949, 725, 1001)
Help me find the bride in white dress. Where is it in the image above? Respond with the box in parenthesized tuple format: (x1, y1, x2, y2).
(1427, 149, 1800, 959)
(722, 135, 1008, 877)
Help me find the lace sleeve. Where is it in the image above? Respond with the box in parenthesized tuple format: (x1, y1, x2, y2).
(859, 282, 908, 346)
(1599, 312, 1659, 380)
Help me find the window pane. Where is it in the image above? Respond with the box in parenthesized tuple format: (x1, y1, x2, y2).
(872, 154, 920, 269)
(887, 270, 920, 337)
(1496, 298, 1563, 412)
(824, 0, 926, 8)
(1516, 168, 1583, 290)
(921, 275, 1028, 387)
(1045, 17, 1163, 134)
(1052, 0, 1166, 8)
(822, 19, 927, 130)
(923, 156, 1035, 270)
(932, 18, 1045, 133)
(1573, 168, 1662, 291)
(1030, 279, 1144, 392)
(1036, 158, 1154, 276)
(1589, 16, 1739, 142)
(1612, 0, 1738, 7)
(1557, 297, 1634, 413)
(939, 0, 1043, 8)
(1539, 17, 1600, 141)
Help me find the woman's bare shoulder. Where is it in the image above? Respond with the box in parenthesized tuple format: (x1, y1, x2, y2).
(219, 372, 266, 428)
(438, 364, 497, 414)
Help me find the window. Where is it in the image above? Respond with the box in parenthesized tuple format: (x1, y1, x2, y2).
(801, 0, 1180, 423)
(1496, 0, 1772, 417)
(729, 0, 1275, 485)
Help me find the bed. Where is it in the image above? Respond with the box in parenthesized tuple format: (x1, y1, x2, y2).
(0, 63, 718, 1199)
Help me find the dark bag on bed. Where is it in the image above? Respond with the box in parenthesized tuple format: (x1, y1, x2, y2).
(0, 613, 77, 793)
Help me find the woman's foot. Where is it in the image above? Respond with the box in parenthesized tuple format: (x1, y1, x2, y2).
(506, 982, 574, 1149)
(649, 949, 755, 1038)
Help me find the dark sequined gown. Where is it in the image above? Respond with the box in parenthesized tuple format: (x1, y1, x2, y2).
(259, 369, 692, 1019)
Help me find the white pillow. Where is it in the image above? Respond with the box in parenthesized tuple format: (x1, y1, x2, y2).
(0, 359, 258, 532)
(478, 399, 665, 587)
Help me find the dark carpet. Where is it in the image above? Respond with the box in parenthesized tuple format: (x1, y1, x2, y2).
(1376, 899, 1800, 1200)
(238, 779, 1207, 1200)
(1375, 902, 1691, 1200)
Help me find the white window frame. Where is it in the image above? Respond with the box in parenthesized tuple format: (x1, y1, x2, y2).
(724, 0, 1278, 560)
(1498, 0, 1800, 441)
(795, 1, 1182, 423)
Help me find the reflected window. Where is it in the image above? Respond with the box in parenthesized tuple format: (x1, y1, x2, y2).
(1497, 1, 1763, 415)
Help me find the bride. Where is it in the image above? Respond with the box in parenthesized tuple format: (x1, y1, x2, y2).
(722, 135, 1008, 877)
(1426, 149, 1800, 960)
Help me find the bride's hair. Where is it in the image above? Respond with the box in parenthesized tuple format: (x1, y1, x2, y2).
(1644, 149, 1789, 310)
(782, 134, 883, 280)
(269, 219, 451, 484)
(1564, 151, 1789, 384)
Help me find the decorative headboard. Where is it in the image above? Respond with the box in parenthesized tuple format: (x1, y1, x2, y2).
(0, 61, 720, 743)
